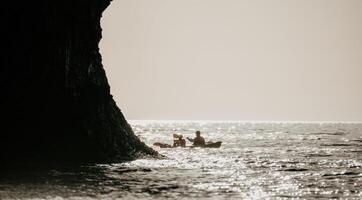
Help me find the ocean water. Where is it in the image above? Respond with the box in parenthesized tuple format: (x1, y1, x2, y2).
(1, 121, 362, 199)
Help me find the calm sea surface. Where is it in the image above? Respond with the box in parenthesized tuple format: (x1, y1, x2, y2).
(1, 121, 361, 199)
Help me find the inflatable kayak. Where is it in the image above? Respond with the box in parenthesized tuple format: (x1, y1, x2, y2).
(153, 141, 222, 148)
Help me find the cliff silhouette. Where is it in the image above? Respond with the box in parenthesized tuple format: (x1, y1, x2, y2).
(1, 0, 156, 165)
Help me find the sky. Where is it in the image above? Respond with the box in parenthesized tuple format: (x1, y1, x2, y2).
(100, 0, 362, 121)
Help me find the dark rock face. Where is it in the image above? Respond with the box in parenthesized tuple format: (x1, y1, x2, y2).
(2, 0, 156, 164)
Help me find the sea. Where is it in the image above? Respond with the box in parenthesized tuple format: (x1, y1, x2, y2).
(0, 121, 361, 199)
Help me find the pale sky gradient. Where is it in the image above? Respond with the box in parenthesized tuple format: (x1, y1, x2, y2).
(100, 0, 362, 121)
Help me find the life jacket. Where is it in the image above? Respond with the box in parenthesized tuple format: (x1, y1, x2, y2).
(193, 136, 205, 146)
(174, 139, 186, 147)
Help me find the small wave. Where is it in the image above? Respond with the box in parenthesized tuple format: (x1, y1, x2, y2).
(321, 143, 356, 147)
(322, 171, 361, 177)
(310, 132, 347, 136)
(114, 168, 152, 174)
(305, 153, 332, 157)
(280, 161, 300, 164)
(348, 165, 362, 169)
(278, 168, 308, 172)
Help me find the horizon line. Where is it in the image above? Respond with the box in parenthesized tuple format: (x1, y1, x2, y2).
(128, 119, 362, 124)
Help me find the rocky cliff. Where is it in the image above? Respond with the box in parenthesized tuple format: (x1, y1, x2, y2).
(1, 0, 156, 164)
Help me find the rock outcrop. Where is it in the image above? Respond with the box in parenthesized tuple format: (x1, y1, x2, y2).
(1, 0, 156, 164)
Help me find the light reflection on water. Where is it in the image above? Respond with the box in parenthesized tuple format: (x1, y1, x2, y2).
(0, 121, 361, 199)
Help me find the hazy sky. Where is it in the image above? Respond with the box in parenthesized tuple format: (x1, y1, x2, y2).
(100, 0, 362, 121)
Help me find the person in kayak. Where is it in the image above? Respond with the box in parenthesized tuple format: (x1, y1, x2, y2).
(173, 134, 186, 147)
(187, 131, 205, 147)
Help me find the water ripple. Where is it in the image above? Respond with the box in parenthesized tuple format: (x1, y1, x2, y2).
(0, 122, 361, 199)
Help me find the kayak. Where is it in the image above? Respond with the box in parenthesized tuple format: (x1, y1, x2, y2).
(204, 141, 222, 148)
(153, 141, 222, 148)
